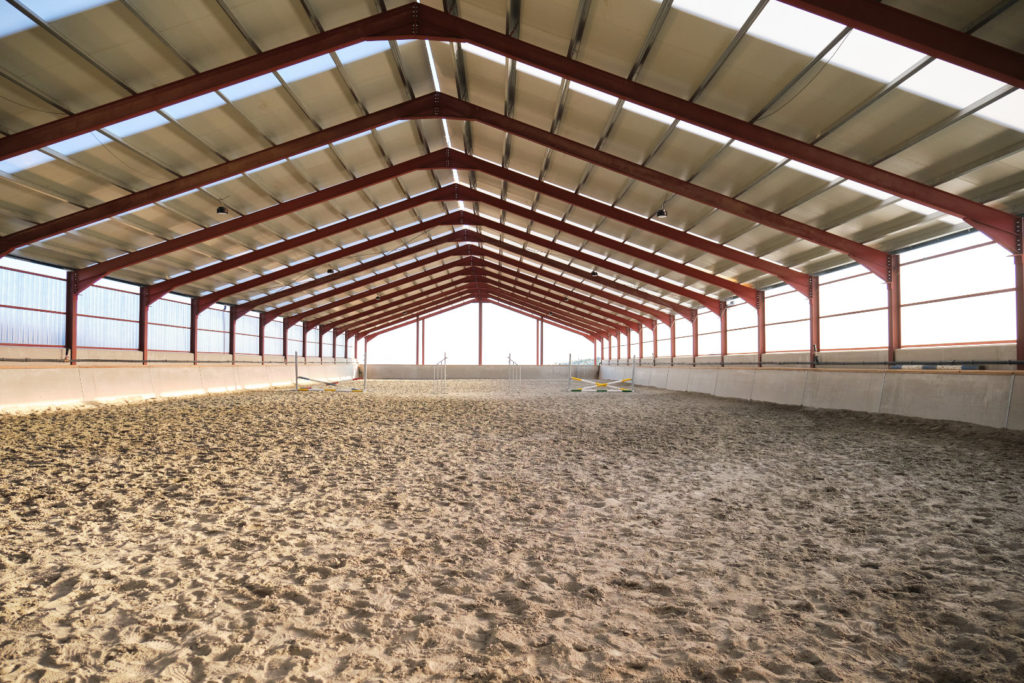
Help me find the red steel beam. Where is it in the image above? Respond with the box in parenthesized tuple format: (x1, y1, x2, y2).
(240, 229, 693, 324)
(449, 150, 810, 295)
(416, 17, 1016, 245)
(334, 269, 619, 340)
(278, 248, 673, 327)
(153, 189, 730, 314)
(351, 291, 481, 339)
(0, 8, 417, 161)
(472, 300, 595, 344)
(362, 298, 479, 341)
(441, 97, 891, 278)
(463, 214, 723, 313)
(76, 149, 451, 289)
(778, 0, 1024, 91)
(2, 3, 1012, 245)
(284, 259, 468, 327)
(470, 266, 646, 333)
(261, 247, 473, 320)
(453, 186, 758, 305)
(481, 283, 613, 339)
(0, 94, 441, 259)
(344, 282, 611, 341)
(71, 147, 809, 296)
(151, 186, 466, 304)
(314, 266, 640, 336)
(474, 251, 672, 324)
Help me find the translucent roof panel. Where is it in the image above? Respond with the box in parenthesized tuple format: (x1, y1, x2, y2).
(827, 30, 925, 83)
(746, 1, 845, 57)
(671, 0, 760, 30)
(897, 60, 1005, 109)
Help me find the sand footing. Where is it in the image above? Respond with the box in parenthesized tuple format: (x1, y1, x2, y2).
(2, 380, 1023, 680)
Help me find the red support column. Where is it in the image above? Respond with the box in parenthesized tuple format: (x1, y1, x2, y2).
(809, 276, 820, 368)
(64, 271, 79, 366)
(616, 332, 621, 361)
(886, 255, 901, 365)
(258, 312, 270, 365)
(638, 326, 643, 360)
(228, 305, 237, 365)
(1015, 217, 1023, 370)
(652, 322, 658, 362)
(540, 318, 545, 365)
(719, 301, 728, 367)
(302, 324, 309, 361)
(478, 302, 483, 365)
(670, 317, 676, 365)
(189, 298, 200, 365)
(692, 313, 699, 366)
(593, 339, 598, 365)
(756, 291, 766, 368)
(415, 317, 420, 365)
(139, 285, 149, 366)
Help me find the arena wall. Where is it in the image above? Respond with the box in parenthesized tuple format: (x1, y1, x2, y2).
(0, 360, 358, 412)
(599, 364, 1023, 430)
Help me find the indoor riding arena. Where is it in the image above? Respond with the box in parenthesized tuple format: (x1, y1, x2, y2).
(1, 1, 1023, 681)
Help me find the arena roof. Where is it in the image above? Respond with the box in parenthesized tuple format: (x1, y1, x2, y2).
(0, 0, 1022, 341)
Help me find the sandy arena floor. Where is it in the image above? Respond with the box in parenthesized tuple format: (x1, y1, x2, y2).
(1, 379, 1023, 681)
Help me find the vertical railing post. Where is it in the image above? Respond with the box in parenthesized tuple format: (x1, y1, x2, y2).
(64, 271, 79, 366)
(886, 255, 901, 365)
(809, 275, 820, 368)
(1015, 217, 1023, 370)
(139, 285, 149, 366)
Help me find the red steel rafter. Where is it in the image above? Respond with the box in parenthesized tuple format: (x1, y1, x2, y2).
(312, 266, 641, 335)
(281, 253, 671, 329)
(338, 281, 611, 341)
(0, 4, 1012, 246)
(246, 234, 691, 325)
(73, 147, 810, 296)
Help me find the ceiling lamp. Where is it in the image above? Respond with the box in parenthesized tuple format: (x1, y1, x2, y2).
(216, 206, 229, 215)
(655, 207, 668, 218)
